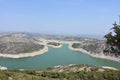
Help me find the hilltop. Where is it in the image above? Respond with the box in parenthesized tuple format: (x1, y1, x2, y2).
(0, 32, 45, 55)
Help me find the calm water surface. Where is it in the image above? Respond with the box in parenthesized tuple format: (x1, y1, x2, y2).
(0, 44, 120, 69)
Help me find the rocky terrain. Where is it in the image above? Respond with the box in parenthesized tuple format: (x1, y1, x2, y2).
(45, 64, 112, 72)
(0, 33, 44, 54)
(0, 64, 119, 80)
(70, 40, 120, 61)
(71, 40, 106, 54)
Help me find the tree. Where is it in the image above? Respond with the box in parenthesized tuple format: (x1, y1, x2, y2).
(104, 22, 120, 56)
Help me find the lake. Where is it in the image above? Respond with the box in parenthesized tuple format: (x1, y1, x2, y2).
(0, 44, 120, 69)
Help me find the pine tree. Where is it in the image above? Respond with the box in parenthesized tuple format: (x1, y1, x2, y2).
(104, 22, 120, 56)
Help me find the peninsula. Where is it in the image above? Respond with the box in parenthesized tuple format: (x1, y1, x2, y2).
(0, 33, 48, 58)
(69, 41, 120, 62)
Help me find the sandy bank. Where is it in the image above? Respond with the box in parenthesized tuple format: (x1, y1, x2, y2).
(0, 45, 48, 58)
(68, 43, 120, 62)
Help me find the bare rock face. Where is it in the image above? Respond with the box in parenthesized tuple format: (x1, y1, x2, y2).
(0, 33, 44, 54)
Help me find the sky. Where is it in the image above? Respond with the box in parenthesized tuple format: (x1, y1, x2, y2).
(0, 0, 120, 35)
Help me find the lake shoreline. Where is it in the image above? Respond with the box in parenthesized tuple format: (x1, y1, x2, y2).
(0, 39, 62, 58)
(0, 45, 48, 58)
(68, 42, 120, 62)
(0, 39, 120, 63)
(0, 42, 120, 70)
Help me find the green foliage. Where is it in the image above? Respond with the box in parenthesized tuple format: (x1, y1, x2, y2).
(0, 70, 120, 80)
(104, 22, 120, 56)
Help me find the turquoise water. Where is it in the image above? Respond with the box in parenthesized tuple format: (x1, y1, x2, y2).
(0, 44, 120, 69)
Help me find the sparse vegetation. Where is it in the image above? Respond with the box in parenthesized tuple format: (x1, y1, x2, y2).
(72, 41, 105, 54)
(47, 42, 60, 46)
(0, 69, 120, 80)
(0, 42, 44, 54)
(0, 33, 44, 54)
(72, 43, 82, 48)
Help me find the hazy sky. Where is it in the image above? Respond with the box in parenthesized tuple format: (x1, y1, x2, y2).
(0, 0, 120, 35)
